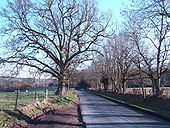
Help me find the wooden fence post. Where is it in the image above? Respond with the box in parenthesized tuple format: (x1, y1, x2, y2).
(34, 91, 38, 102)
(15, 90, 19, 110)
(45, 89, 48, 100)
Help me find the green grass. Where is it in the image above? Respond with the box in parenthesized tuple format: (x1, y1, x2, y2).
(19, 91, 77, 122)
(0, 90, 57, 110)
(0, 89, 57, 128)
(0, 112, 13, 128)
(0, 90, 77, 128)
(50, 91, 77, 108)
(91, 91, 170, 120)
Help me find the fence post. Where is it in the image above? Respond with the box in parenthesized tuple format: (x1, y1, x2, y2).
(15, 90, 19, 110)
(34, 91, 38, 102)
(45, 89, 48, 100)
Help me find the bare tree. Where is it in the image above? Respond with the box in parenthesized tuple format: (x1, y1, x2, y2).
(87, 61, 102, 91)
(112, 32, 138, 93)
(86, 31, 137, 93)
(124, 0, 170, 96)
(0, 0, 111, 95)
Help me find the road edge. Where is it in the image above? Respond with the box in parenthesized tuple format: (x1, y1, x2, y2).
(77, 91, 87, 128)
(88, 90, 170, 122)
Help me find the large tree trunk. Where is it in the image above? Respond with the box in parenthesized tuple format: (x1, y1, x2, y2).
(155, 77, 161, 96)
(56, 66, 67, 95)
(56, 77, 66, 95)
(139, 70, 146, 99)
(152, 79, 156, 95)
(151, 78, 161, 96)
(59, 84, 66, 95)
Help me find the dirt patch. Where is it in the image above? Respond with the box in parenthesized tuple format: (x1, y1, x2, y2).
(13, 104, 85, 128)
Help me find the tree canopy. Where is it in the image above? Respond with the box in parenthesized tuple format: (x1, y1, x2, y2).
(0, 0, 111, 94)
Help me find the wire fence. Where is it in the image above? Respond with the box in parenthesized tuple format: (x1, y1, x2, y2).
(0, 86, 58, 110)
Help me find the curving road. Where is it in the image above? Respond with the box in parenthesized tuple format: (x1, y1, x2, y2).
(78, 90, 170, 128)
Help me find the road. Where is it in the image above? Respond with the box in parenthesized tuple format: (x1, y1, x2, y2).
(78, 91, 170, 128)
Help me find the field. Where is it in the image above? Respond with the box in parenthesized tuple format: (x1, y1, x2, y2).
(0, 89, 77, 128)
(0, 86, 58, 110)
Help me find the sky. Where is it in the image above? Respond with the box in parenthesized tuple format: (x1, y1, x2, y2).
(0, 0, 132, 54)
(0, 0, 131, 22)
(98, 0, 131, 23)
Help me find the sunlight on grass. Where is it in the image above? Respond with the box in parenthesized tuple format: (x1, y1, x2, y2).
(0, 90, 77, 128)
(0, 90, 56, 110)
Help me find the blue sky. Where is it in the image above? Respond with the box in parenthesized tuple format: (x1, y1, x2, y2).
(98, 0, 131, 23)
(0, 0, 131, 57)
(0, 0, 131, 54)
(0, 0, 131, 22)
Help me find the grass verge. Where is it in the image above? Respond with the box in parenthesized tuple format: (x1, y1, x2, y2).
(0, 90, 77, 128)
(90, 90, 170, 122)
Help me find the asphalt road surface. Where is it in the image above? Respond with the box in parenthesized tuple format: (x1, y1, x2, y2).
(78, 90, 170, 128)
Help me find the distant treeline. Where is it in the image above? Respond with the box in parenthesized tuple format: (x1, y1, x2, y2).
(0, 77, 58, 91)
